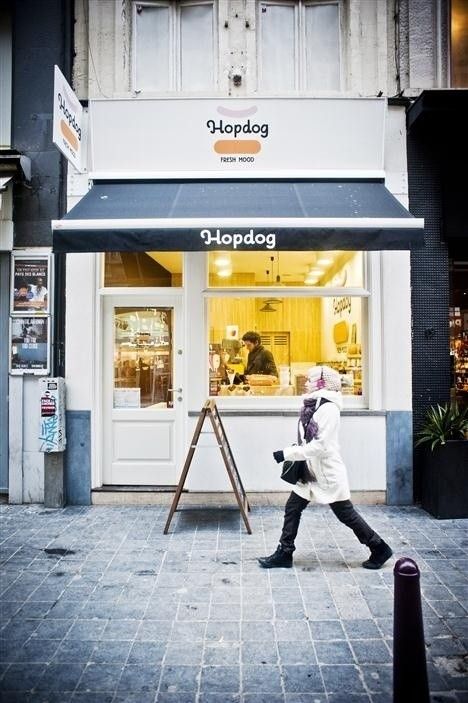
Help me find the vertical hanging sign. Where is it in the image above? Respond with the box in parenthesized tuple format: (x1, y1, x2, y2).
(52, 65, 85, 172)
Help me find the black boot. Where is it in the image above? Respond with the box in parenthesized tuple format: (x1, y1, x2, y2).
(258, 546, 293, 569)
(362, 539, 393, 570)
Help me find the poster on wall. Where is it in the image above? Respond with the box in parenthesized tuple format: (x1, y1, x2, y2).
(10, 317, 50, 374)
(11, 255, 51, 314)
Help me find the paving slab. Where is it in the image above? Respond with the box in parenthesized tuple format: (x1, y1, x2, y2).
(0, 503, 467, 702)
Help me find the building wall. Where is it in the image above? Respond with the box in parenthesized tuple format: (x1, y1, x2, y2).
(75, 0, 396, 99)
(62, 0, 433, 504)
(408, 132, 449, 500)
(7, 0, 72, 503)
(398, 0, 449, 94)
(5, 0, 452, 504)
(12, 0, 71, 245)
(401, 0, 456, 501)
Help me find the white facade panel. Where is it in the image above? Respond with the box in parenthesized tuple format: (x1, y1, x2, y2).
(381, 250, 412, 411)
(89, 97, 386, 174)
(65, 253, 97, 411)
(113, 421, 172, 461)
(184, 414, 386, 492)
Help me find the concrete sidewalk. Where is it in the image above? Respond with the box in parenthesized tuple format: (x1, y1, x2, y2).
(0, 502, 467, 702)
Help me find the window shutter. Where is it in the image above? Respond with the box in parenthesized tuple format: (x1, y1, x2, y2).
(180, 4, 214, 91)
(134, 4, 171, 91)
(258, 3, 296, 91)
(305, 2, 341, 91)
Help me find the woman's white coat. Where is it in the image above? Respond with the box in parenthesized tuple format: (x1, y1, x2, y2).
(282, 389, 351, 504)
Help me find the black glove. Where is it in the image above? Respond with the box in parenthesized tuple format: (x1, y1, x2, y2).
(273, 450, 285, 463)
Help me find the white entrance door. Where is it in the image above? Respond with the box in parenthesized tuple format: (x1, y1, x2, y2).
(103, 295, 184, 485)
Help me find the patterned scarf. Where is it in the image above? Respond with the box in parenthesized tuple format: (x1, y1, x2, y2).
(300, 397, 327, 442)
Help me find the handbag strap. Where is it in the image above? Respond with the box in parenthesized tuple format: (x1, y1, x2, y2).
(297, 397, 331, 443)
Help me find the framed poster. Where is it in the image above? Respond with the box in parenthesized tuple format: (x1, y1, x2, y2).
(10, 317, 50, 374)
(11, 254, 51, 314)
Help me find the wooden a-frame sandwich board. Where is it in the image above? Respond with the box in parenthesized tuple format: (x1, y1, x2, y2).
(164, 400, 251, 534)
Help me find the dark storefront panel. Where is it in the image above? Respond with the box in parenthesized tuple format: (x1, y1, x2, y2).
(407, 90, 468, 501)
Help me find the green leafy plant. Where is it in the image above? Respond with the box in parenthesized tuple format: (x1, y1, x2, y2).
(416, 403, 468, 451)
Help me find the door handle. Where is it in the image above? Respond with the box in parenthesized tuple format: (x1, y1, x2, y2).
(168, 388, 183, 393)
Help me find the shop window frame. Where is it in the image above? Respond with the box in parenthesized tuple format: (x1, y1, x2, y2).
(204, 250, 377, 410)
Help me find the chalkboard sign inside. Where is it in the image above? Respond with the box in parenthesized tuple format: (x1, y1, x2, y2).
(164, 400, 251, 535)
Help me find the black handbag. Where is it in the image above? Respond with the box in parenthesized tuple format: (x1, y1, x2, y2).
(281, 459, 309, 485)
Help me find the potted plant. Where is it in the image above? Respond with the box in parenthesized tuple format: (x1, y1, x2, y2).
(415, 403, 468, 519)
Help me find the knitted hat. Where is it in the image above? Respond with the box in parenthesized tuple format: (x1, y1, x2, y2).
(307, 365, 342, 392)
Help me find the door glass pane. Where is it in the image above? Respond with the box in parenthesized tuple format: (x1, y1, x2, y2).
(104, 252, 183, 287)
(135, 4, 170, 91)
(180, 4, 214, 90)
(305, 3, 341, 91)
(259, 3, 296, 91)
(114, 307, 173, 409)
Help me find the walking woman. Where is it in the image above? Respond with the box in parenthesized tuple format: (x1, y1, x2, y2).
(259, 366, 393, 570)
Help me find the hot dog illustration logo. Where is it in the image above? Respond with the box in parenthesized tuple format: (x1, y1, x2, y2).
(57, 84, 82, 155)
(207, 105, 269, 161)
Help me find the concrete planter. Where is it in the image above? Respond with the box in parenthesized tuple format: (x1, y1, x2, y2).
(421, 441, 468, 519)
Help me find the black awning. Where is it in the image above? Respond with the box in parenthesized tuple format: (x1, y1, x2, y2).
(52, 179, 424, 252)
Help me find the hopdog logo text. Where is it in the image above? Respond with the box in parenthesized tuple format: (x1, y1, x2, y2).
(200, 228, 276, 250)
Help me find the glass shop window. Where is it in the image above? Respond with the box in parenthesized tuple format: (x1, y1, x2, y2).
(449, 260, 468, 409)
(257, 0, 342, 92)
(207, 295, 366, 400)
(451, 0, 468, 88)
(207, 250, 367, 401)
(133, 1, 216, 92)
(104, 252, 183, 287)
(207, 250, 364, 288)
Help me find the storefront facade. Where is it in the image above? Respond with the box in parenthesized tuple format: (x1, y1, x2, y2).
(56, 95, 422, 504)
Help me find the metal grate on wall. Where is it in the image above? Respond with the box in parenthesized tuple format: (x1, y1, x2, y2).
(407, 125, 451, 501)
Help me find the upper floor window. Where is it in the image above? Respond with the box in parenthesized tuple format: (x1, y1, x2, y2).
(257, 0, 342, 93)
(450, 0, 468, 87)
(132, 1, 216, 92)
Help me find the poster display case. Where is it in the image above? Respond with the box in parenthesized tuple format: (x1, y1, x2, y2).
(10, 317, 50, 374)
(11, 255, 51, 314)
(9, 254, 52, 375)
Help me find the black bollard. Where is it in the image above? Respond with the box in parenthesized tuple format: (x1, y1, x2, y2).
(393, 557, 429, 703)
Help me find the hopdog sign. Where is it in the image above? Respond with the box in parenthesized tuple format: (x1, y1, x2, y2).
(200, 228, 276, 250)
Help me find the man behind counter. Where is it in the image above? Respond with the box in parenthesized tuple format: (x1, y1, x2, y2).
(242, 331, 278, 377)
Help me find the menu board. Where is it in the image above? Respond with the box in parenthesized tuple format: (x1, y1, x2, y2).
(164, 400, 251, 534)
